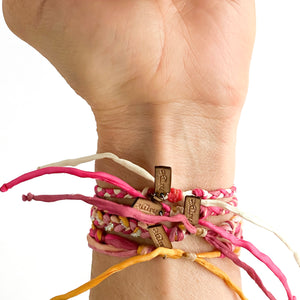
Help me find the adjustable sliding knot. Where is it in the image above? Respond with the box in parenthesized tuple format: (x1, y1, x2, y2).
(183, 252, 197, 262)
(22, 193, 34, 201)
(196, 227, 207, 237)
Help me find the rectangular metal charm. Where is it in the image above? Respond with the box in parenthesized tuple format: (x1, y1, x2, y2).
(184, 196, 201, 225)
(154, 166, 172, 198)
(132, 198, 163, 216)
(148, 224, 173, 249)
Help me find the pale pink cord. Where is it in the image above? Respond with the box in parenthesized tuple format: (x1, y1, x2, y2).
(88, 228, 156, 257)
(206, 235, 276, 300)
(87, 235, 155, 257)
(0, 167, 144, 198)
(88, 235, 139, 257)
(22, 193, 198, 234)
(91, 228, 137, 250)
(199, 220, 296, 300)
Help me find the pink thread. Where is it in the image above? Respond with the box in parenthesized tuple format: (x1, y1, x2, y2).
(0, 167, 144, 198)
(200, 220, 295, 300)
(206, 236, 276, 300)
(88, 227, 156, 257)
(22, 193, 198, 234)
(87, 234, 155, 257)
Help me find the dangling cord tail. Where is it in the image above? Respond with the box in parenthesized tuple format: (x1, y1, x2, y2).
(20, 192, 296, 299)
(200, 220, 296, 300)
(1, 158, 297, 298)
(50, 247, 247, 300)
(0, 167, 144, 198)
(38, 152, 155, 183)
(21, 193, 197, 235)
(207, 235, 276, 300)
(202, 199, 300, 268)
(35, 151, 300, 268)
(4, 153, 299, 267)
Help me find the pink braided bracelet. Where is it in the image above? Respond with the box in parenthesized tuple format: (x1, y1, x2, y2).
(90, 206, 242, 243)
(95, 186, 238, 218)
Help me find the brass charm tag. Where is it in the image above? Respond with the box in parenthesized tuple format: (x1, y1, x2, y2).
(184, 196, 201, 225)
(132, 198, 163, 216)
(154, 166, 172, 199)
(148, 224, 173, 249)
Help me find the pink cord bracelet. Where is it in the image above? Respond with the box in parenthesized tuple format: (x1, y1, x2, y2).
(0, 167, 144, 198)
(200, 220, 296, 300)
(1, 165, 297, 300)
(22, 192, 293, 299)
(90, 206, 242, 243)
(96, 186, 238, 218)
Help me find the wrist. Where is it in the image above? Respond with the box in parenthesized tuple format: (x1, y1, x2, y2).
(93, 101, 241, 190)
(91, 101, 242, 300)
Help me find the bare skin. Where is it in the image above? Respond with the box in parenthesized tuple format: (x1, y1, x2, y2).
(2, 0, 256, 299)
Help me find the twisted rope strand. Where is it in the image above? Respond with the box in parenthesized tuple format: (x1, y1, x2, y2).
(50, 247, 247, 300)
(38, 152, 155, 183)
(22, 193, 197, 234)
(200, 220, 295, 300)
(0, 167, 144, 198)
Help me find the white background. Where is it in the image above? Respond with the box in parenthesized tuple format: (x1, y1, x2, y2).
(0, 1, 300, 299)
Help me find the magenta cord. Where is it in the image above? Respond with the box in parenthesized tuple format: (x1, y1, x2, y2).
(206, 235, 276, 300)
(22, 193, 197, 234)
(200, 220, 296, 300)
(0, 167, 144, 198)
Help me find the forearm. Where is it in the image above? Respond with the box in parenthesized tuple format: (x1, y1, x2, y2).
(93, 101, 240, 189)
(90, 101, 242, 300)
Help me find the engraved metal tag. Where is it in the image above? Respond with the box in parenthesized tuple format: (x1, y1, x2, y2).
(184, 196, 201, 225)
(154, 166, 172, 198)
(148, 224, 173, 249)
(132, 198, 163, 216)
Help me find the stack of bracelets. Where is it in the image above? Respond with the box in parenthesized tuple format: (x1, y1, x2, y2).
(1, 152, 299, 300)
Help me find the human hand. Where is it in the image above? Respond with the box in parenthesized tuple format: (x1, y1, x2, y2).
(3, 0, 255, 119)
(2, 2, 257, 299)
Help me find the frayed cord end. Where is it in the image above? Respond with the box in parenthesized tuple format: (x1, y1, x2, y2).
(22, 193, 34, 201)
(0, 184, 8, 192)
